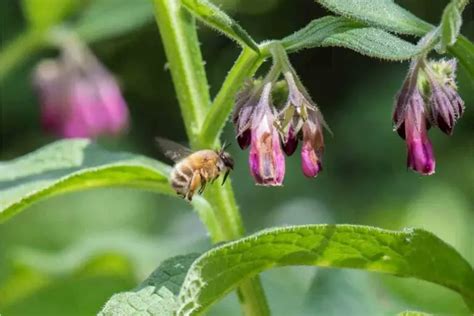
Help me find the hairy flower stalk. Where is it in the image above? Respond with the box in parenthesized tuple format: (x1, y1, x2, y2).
(393, 57, 465, 175)
(301, 109, 325, 177)
(33, 38, 129, 138)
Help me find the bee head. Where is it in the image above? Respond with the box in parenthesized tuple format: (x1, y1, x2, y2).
(219, 151, 234, 170)
(218, 141, 234, 170)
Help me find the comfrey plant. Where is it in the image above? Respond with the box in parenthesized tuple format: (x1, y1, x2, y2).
(0, 0, 473, 315)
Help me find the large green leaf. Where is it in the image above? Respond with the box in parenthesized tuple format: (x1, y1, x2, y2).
(181, 0, 259, 52)
(0, 139, 172, 223)
(282, 16, 422, 61)
(177, 225, 474, 315)
(313, 0, 432, 35)
(308, 2, 474, 80)
(99, 254, 199, 316)
(74, 0, 154, 43)
(440, 3, 462, 51)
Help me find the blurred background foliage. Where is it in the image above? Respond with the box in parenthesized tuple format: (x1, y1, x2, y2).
(0, 0, 473, 315)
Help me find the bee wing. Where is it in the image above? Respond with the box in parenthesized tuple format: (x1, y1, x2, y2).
(156, 137, 193, 162)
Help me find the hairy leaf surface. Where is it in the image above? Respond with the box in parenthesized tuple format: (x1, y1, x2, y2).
(313, 0, 432, 35)
(0, 139, 172, 223)
(177, 225, 474, 315)
(181, 0, 259, 52)
(282, 16, 422, 60)
(440, 3, 463, 51)
(99, 254, 199, 316)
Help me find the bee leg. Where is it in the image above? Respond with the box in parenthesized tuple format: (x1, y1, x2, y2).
(198, 169, 209, 194)
(198, 180, 207, 194)
(187, 171, 201, 201)
(222, 170, 230, 185)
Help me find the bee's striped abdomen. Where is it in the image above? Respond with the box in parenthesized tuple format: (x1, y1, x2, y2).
(171, 161, 194, 196)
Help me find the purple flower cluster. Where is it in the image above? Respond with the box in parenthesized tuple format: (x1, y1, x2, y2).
(393, 58, 465, 175)
(33, 41, 129, 139)
(233, 71, 327, 186)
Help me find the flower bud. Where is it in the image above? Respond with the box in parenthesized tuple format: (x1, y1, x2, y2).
(237, 129, 251, 149)
(426, 59, 465, 135)
(282, 126, 298, 156)
(33, 41, 129, 138)
(249, 83, 285, 186)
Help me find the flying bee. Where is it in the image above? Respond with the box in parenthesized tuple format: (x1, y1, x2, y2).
(156, 138, 234, 201)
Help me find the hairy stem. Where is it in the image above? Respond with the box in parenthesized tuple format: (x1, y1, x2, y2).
(153, 0, 210, 144)
(199, 47, 264, 147)
(0, 29, 45, 82)
(153, 1, 269, 315)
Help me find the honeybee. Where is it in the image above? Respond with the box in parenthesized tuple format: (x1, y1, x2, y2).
(157, 138, 234, 201)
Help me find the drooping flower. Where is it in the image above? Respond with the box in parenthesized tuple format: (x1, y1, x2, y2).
(393, 61, 435, 175)
(278, 71, 328, 176)
(33, 40, 129, 138)
(233, 43, 329, 185)
(392, 57, 466, 175)
(300, 109, 325, 177)
(248, 82, 285, 186)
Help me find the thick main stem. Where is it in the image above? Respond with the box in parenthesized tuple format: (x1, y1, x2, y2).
(153, 1, 270, 315)
(153, 0, 210, 145)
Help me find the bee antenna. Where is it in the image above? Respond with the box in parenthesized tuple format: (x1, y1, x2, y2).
(221, 141, 231, 151)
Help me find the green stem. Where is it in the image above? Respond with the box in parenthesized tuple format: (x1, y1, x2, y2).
(191, 197, 226, 243)
(198, 47, 265, 147)
(153, 1, 270, 315)
(0, 29, 45, 82)
(153, 0, 210, 144)
(237, 277, 270, 316)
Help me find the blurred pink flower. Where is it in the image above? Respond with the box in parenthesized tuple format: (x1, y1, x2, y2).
(33, 43, 129, 138)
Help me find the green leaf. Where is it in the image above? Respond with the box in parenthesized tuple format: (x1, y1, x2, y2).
(321, 27, 422, 60)
(21, 0, 79, 29)
(0, 139, 172, 223)
(313, 0, 432, 35)
(282, 16, 422, 61)
(181, 0, 259, 52)
(74, 0, 154, 43)
(99, 254, 199, 316)
(440, 3, 463, 51)
(397, 312, 432, 316)
(176, 225, 474, 314)
(449, 35, 474, 82)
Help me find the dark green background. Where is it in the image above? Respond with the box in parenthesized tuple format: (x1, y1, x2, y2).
(1, 0, 473, 315)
